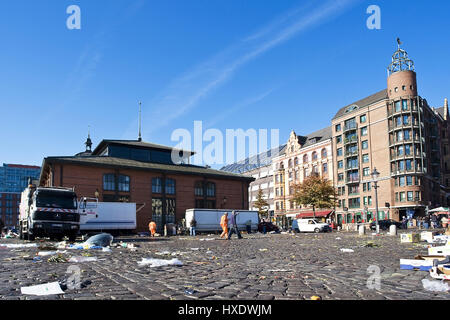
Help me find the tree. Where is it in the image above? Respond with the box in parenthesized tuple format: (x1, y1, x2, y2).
(254, 189, 269, 219)
(292, 174, 337, 218)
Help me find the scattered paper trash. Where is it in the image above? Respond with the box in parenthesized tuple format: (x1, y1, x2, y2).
(335, 237, 342, 240)
(48, 254, 68, 263)
(310, 295, 322, 300)
(21, 282, 65, 296)
(340, 248, 354, 253)
(1, 243, 38, 249)
(138, 258, 183, 267)
(184, 289, 195, 295)
(422, 279, 449, 292)
(102, 247, 112, 252)
(84, 233, 114, 247)
(69, 256, 98, 263)
(38, 251, 58, 257)
(191, 248, 199, 251)
(259, 248, 268, 252)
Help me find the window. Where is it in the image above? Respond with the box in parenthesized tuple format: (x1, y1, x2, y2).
(362, 154, 369, 163)
(166, 198, 176, 220)
(363, 167, 370, 176)
(337, 148, 343, 157)
(195, 181, 203, 196)
(402, 99, 408, 111)
(336, 135, 342, 144)
(312, 152, 318, 160)
(322, 163, 328, 173)
(118, 175, 130, 192)
(338, 173, 344, 181)
(103, 174, 115, 191)
(406, 176, 412, 186)
(362, 140, 368, 150)
(400, 192, 406, 202)
(206, 182, 216, 197)
(360, 115, 367, 123)
(336, 124, 341, 132)
(407, 191, 413, 201)
(338, 161, 343, 169)
(361, 127, 368, 136)
(399, 176, 405, 187)
(349, 198, 360, 209)
(165, 178, 176, 195)
(152, 198, 163, 226)
(294, 157, 299, 165)
(303, 154, 308, 163)
(321, 149, 327, 158)
(395, 101, 401, 112)
(152, 178, 162, 193)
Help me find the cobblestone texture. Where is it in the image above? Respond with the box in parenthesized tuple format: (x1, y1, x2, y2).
(0, 231, 448, 300)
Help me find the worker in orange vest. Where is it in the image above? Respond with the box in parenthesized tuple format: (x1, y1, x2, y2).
(220, 212, 229, 239)
(149, 221, 157, 237)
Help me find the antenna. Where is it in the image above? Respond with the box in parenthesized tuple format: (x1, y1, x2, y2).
(138, 101, 142, 142)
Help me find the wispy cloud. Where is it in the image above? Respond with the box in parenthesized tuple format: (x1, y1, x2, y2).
(133, 0, 358, 139)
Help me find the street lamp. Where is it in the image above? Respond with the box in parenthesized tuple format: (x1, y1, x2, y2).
(371, 167, 380, 234)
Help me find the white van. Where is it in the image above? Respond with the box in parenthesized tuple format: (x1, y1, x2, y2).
(297, 218, 331, 233)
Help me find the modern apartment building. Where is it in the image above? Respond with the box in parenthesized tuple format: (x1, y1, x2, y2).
(0, 163, 41, 227)
(331, 43, 449, 225)
(272, 127, 333, 227)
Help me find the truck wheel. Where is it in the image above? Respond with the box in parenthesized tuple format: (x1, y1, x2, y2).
(314, 228, 320, 233)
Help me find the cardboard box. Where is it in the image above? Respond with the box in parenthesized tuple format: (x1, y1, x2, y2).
(420, 231, 438, 243)
(400, 233, 420, 243)
(428, 245, 450, 256)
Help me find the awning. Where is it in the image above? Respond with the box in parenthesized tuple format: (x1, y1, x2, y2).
(429, 207, 449, 213)
(296, 210, 334, 219)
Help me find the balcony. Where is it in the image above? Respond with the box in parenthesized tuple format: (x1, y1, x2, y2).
(345, 164, 359, 171)
(345, 150, 359, 157)
(344, 136, 358, 145)
(346, 176, 360, 184)
(344, 123, 358, 132)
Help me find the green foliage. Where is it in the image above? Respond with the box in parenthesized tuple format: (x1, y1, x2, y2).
(292, 174, 337, 216)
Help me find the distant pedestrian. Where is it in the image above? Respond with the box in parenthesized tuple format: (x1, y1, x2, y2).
(220, 213, 229, 239)
(424, 215, 430, 229)
(441, 215, 449, 228)
(401, 217, 408, 230)
(246, 220, 252, 234)
(190, 218, 197, 236)
(261, 218, 267, 234)
(227, 211, 242, 240)
(431, 214, 438, 229)
(149, 221, 157, 237)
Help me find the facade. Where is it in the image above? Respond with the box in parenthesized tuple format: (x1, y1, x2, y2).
(272, 127, 334, 228)
(331, 44, 449, 225)
(0, 164, 41, 227)
(39, 138, 253, 232)
(221, 145, 286, 218)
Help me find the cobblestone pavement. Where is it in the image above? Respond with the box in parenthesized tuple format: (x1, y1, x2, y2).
(0, 230, 448, 300)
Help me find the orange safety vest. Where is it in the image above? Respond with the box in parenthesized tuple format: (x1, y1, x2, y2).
(149, 222, 156, 232)
(220, 215, 228, 227)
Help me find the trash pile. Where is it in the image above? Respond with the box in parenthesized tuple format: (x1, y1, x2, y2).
(400, 230, 450, 287)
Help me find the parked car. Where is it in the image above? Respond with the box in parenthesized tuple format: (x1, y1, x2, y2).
(297, 218, 332, 233)
(258, 221, 279, 233)
(370, 219, 402, 231)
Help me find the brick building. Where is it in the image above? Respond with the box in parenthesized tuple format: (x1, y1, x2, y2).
(271, 127, 334, 228)
(0, 164, 40, 228)
(331, 43, 449, 225)
(39, 138, 253, 232)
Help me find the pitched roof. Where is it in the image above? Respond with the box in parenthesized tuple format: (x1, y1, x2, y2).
(301, 126, 332, 148)
(435, 106, 446, 120)
(332, 89, 388, 120)
(41, 156, 253, 181)
(220, 144, 287, 174)
(92, 140, 195, 156)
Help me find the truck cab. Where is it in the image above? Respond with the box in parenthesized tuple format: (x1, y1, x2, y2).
(297, 218, 332, 233)
(19, 186, 80, 241)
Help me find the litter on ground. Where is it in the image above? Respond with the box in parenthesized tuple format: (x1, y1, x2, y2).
(422, 279, 449, 292)
(21, 282, 65, 296)
(340, 248, 354, 253)
(69, 256, 98, 263)
(138, 258, 183, 267)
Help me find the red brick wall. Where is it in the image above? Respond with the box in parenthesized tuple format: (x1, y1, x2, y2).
(44, 163, 250, 232)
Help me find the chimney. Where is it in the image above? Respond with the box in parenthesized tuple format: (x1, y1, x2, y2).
(445, 98, 448, 121)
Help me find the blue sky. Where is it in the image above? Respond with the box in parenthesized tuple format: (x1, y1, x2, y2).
(0, 0, 449, 167)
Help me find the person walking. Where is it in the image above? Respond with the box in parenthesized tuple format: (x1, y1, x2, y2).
(190, 217, 197, 236)
(401, 216, 408, 230)
(431, 214, 438, 229)
(227, 210, 242, 240)
(246, 219, 252, 234)
(149, 221, 157, 237)
(220, 212, 229, 238)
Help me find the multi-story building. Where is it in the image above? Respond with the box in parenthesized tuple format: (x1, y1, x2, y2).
(220, 145, 286, 218)
(0, 164, 41, 227)
(332, 43, 449, 225)
(39, 137, 254, 232)
(272, 127, 333, 228)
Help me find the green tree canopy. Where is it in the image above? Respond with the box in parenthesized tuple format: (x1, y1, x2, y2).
(292, 174, 337, 217)
(254, 188, 269, 219)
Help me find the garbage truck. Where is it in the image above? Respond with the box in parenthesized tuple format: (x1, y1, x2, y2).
(19, 185, 80, 241)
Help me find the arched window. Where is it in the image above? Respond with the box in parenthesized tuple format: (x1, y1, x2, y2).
(206, 182, 216, 197)
(288, 159, 293, 168)
(312, 152, 318, 160)
(321, 148, 327, 158)
(303, 154, 308, 163)
(294, 157, 299, 165)
(194, 181, 203, 196)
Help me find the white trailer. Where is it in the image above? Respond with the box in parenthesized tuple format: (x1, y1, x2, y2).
(79, 199, 137, 233)
(185, 209, 259, 232)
